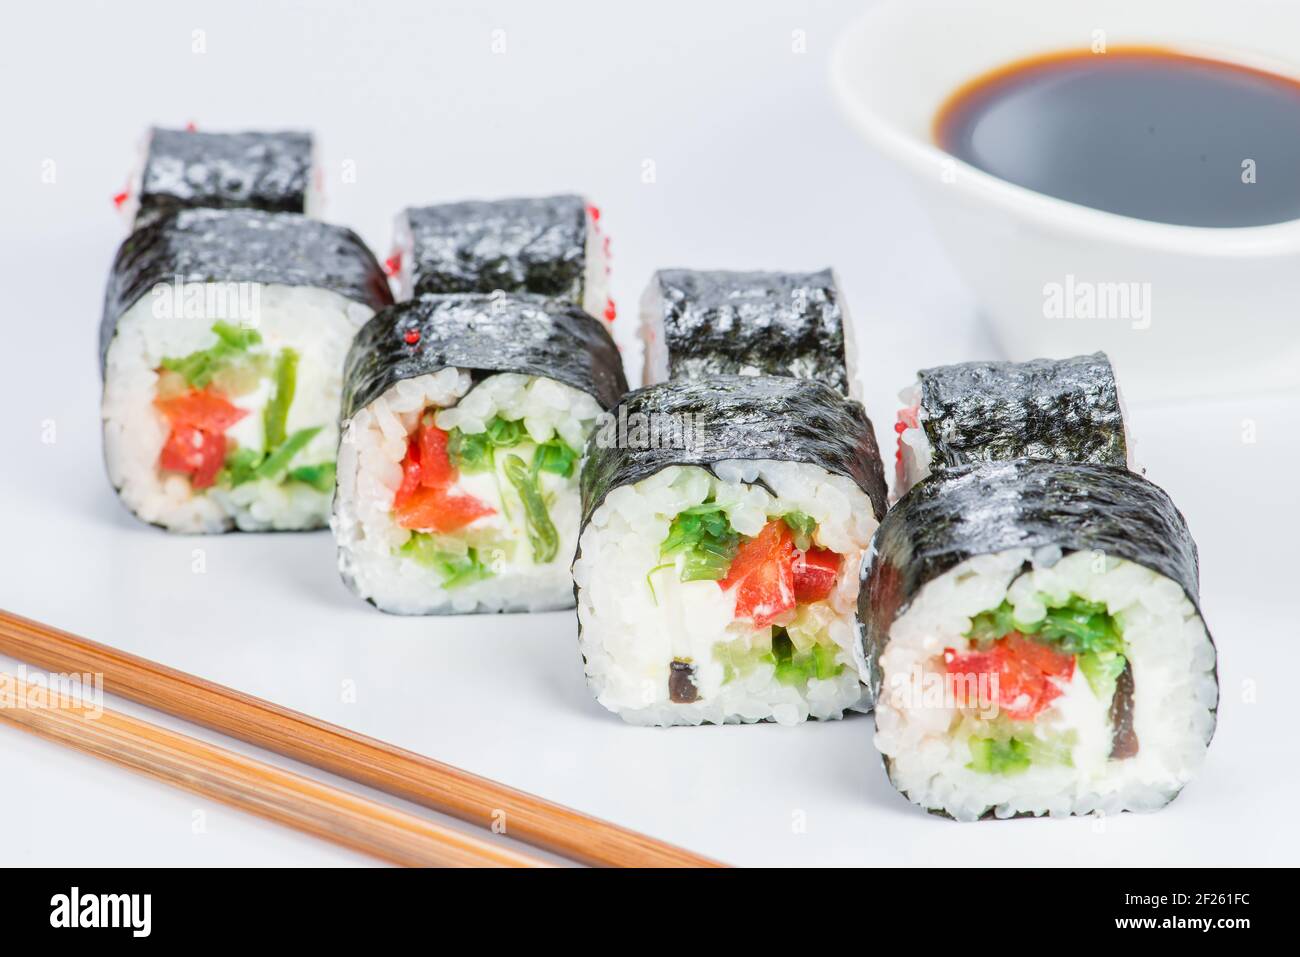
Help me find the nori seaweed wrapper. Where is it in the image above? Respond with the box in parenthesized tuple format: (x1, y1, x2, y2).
(859, 458, 1215, 727)
(644, 269, 852, 395)
(915, 352, 1126, 470)
(101, 208, 393, 373)
(341, 293, 627, 421)
(401, 195, 592, 301)
(579, 375, 888, 533)
(136, 128, 314, 229)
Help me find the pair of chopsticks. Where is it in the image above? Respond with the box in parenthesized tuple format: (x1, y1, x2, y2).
(0, 608, 722, 868)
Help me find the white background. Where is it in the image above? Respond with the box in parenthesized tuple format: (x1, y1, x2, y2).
(0, 0, 1297, 866)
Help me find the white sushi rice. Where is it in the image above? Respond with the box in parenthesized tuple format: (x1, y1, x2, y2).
(873, 548, 1218, 820)
(334, 371, 604, 614)
(574, 460, 879, 726)
(391, 208, 608, 319)
(101, 284, 373, 533)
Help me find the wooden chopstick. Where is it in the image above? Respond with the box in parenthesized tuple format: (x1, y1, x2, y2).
(0, 608, 723, 868)
(0, 671, 548, 867)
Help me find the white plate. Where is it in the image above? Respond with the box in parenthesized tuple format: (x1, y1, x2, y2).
(0, 0, 1295, 866)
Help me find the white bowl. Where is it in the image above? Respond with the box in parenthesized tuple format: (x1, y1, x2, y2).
(831, 0, 1300, 401)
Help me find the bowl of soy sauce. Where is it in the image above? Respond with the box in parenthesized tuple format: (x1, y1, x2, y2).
(832, 0, 1300, 400)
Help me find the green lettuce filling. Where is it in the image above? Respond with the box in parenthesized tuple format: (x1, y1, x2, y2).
(160, 321, 262, 388)
(448, 416, 525, 473)
(533, 437, 579, 478)
(448, 415, 580, 475)
(446, 429, 493, 473)
(660, 502, 741, 583)
(781, 511, 817, 551)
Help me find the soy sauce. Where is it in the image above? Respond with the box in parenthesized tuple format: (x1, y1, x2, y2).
(935, 48, 1300, 227)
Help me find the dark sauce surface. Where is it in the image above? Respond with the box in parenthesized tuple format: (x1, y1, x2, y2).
(936, 48, 1300, 227)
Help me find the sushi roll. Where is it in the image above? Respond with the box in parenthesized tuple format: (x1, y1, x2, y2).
(335, 293, 627, 614)
(861, 460, 1217, 820)
(640, 269, 856, 396)
(389, 195, 612, 320)
(894, 352, 1130, 497)
(120, 127, 318, 228)
(100, 208, 393, 533)
(574, 375, 888, 726)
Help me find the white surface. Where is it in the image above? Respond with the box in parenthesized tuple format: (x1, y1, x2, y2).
(0, 0, 1297, 867)
(832, 0, 1300, 401)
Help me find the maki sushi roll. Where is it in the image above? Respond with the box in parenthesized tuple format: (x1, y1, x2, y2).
(574, 376, 888, 726)
(119, 127, 318, 228)
(894, 352, 1130, 496)
(100, 208, 392, 533)
(335, 293, 627, 614)
(861, 460, 1217, 820)
(389, 195, 613, 321)
(640, 269, 856, 396)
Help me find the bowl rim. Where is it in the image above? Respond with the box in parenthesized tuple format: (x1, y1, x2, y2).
(829, 2, 1300, 257)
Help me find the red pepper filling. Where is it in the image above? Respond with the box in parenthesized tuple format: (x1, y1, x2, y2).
(154, 386, 247, 489)
(718, 520, 844, 628)
(793, 547, 843, 604)
(392, 416, 494, 532)
(943, 633, 1076, 721)
(159, 425, 226, 489)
